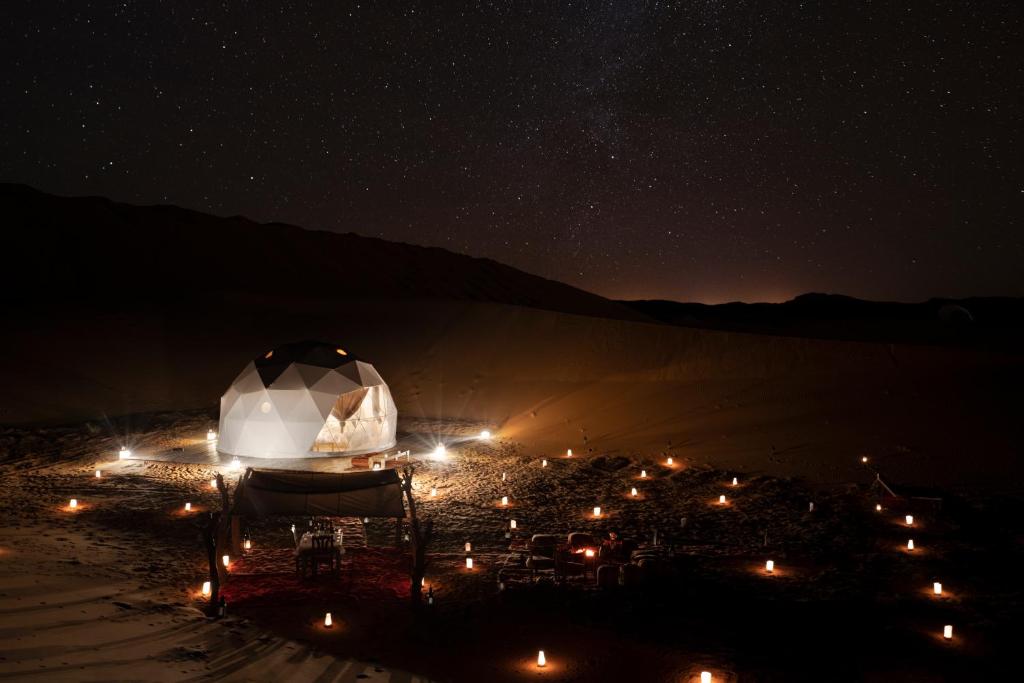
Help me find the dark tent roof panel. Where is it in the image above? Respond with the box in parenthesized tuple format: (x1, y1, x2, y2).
(232, 467, 406, 518)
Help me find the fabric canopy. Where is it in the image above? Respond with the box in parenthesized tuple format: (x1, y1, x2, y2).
(232, 467, 406, 518)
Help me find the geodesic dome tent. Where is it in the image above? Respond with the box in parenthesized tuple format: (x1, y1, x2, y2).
(218, 341, 397, 459)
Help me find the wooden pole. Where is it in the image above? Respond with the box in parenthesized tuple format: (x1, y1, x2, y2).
(400, 465, 432, 607)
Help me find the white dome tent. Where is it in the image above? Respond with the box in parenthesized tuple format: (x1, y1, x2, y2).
(218, 341, 397, 459)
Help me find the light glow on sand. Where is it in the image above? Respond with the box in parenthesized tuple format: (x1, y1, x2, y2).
(766, 560, 774, 573)
(593, 506, 602, 517)
(466, 557, 473, 569)
(906, 515, 914, 526)
(943, 624, 953, 639)
(118, 447, 131, 460)
(432, 444, 447, 460)
(933, 582, 942, 596)
(701, 673, 712, 683)
(537, 650, 546, 667)
(480, 430, 491, 439)
(324, 612, 332, 627)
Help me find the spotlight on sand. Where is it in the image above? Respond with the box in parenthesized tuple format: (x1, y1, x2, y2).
(537, 650, 546, 667)
(479, 430, 491, 440)
(432, 444, 447, 460)
(118, 447, 131, 460)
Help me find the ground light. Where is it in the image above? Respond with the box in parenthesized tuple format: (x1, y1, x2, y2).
(244, 538, 252, 550)
(210, 478, 217, 489)
(229, 457, 241, 471)
(465, 542, 471, 552)
(593, 506, 602, 517)
(943, 625, 953, 640)
(719, 495, 727, 504)
(502, 472, 507, 481)
(430, 487, 437, 497)
(861, 456, 868, 463)
(537, 650, 546, 667)
(765, 560, 774, 573)
(501, 496, 509, 506)
(701, 673, 712, 683)
(566, 448, 573, 457)
(667, 456, 674, 465)
(466, 557, 473, 569)
(933, 582, 942, 596)
(875, 503, 882, 512)
(119, 447, 131, 459)
(641, 469, 647, 478)
(510, 519, 517, 529)
(207, 429, 217, 441)
(480, 430, 491, 439)
(184, 502, 191, 512)
(95, 470, 101, 478)
(324, 612, 332, 628)
(907, 539, 915, 550)
(631, 487, 638, 496)
(69, 498, 78, 509)
(202, 581, 211, 596)
(906, 515, 914, 526)
(732, 477, 738, 486)
(542, 459, 548, 467)
(222, 554, 230, 568)
(433, 444, 447, 460)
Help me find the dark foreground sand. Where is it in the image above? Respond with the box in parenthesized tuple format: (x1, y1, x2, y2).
(1, 412, 1020, 681)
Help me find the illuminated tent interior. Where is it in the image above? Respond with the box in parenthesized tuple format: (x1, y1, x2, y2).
(218, 340, 398, 459)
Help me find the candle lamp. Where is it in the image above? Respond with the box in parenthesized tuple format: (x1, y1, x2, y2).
(641, 469, 647, 478)
(765, 560, 774, 573)
(510, 519, 517, 529)
(875, 503, 882, 512)
(537, 650, 546, 668)
(701, 673, 712, 683)
(667, 456, 673, 465)
(719, 495, 726, 504)
(907, 539, 914, 550)
(466, 557, 473, 569)
(201, 580, 211, 596)
(593, 506, 602, 517)
(222, 554, 229, 568)
(69, 498, 78, 509)
(501, 496, 509, 506)
(95, 470, 101, 478)
(943, 624, 953, 640)
(732, 477, 738, 486)
(630, 487, 637, 497)
(244, 538, 252, 550)
(324, 612, 332, 628)
(185, 502, 192, 512)
(906, 515, 914, 526)
(933, 582, 942, 596)
(430, 487, 437, 497)
(465, 542, 471, 552)
(542, 459, 548, 467)
(584, 548, 595, 558)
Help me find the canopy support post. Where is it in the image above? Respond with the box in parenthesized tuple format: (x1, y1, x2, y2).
(230, 515, 242, 554)
(394, 516, 402, 547)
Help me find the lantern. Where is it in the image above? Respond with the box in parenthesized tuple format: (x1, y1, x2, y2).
(69, 498, 78, 509)
(875, 503, 882, 512)
(502, 472, 507, 481)
(933, 582, 942, 596)
(943, 624, 953, 640)
(593, 506, 602, 517)
(585, 548, 595, 558)
(207, 429, 217, 441)
(907, 539, 914, 550)
(324, 612, 333, 628)
(185, 502, 192, 512)
(466, 557, 473, 569)
(510, 519, 517, 529)
(861, 456, 868, 463)
(766, 560, 774, 573)
(719, 495, 726, 504)
(501, 496, 509, 506)
(201, 581, 211, 596)
(567, 448, 572, 457)
(542, 459, 548, 467)
(465, 542, 472, 552)
(222, 554, 229, 568)
(732, 477, 738, 486)
(244, 538, 252, 550)
(906, 515, 914, 526)
(641, 469, 647, 478)
(430, 487, 438, 497)
(210, 478, 218, 489)
(701, 673, 712, 683)
(537, 650, 546, 667)
(119, 447, 131, 460)
(631, 487, 638, 497)
(373, 462, 381, 471)
(95, 470, 101, 478)
(480, 430, 491, 439)
(667, 456, 674, 465)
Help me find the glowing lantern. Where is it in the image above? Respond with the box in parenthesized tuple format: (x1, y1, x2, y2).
(433, 444, 447, 460)
(201, 581, 211, 596)
(933, 582, 942, 596)
(861, 456, 868, 463)
(732, 477, 738, 486)
(593, 506, 601, 517)
(222, 554, 229, 568)
(324, 612, 333, 628)
(210, 478, 217, 489)
(641, 469, 647, 478)
(118, 447, 131, 460)
(906, 515, 914, 526)
(719, 495, 726, 504)
(537, 650, 546, 668)
(421, 577, 425, 587)
(875, 503, 882, 512)
(542, 459, 548, 467)
(430, 487, 437, 497)
(809, 502, 815, 512)
(631, 487, 638, 497)
(502, 472, 507, 481)
(480, 430, 491, 439)
(907, 539, 914, 550)
(207, 429, 217, 441)
(95, 470, 101, 478)
(373, 462, 381, 471)
(501, 496, 509, 506)
(667, 457, 673, 465)
(766, 560, 774, 573)
(465, 542, 472, 552)
(69, 498, 78, 509)
(184, 502, 192, 512)
(510, 519, 517, 529)
(585, 548, 595, 558)
(466, 557, 473, 569)
(244, 538, 252, 550)
(701, 673, 712, 683)
(567, 448, 573, 457)
(943, 624, 953, 640)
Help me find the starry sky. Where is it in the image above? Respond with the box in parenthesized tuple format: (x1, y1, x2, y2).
(2, 2, 1022, 303)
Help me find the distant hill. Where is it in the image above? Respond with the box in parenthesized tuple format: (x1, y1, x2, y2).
(624, 293, 1024, 350)
(0, 183, 646, 323)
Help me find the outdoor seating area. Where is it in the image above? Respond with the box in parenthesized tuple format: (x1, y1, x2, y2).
(499, 530, 657, 588)
(294, 519, 346, 578)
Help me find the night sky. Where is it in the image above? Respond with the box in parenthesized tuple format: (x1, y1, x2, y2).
(3, 2, 1021, 303)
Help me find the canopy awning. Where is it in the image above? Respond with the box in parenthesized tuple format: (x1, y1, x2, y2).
(232, 467, 406, 518)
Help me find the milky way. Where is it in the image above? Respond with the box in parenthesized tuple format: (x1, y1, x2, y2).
(2, 2, 1021, 302)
